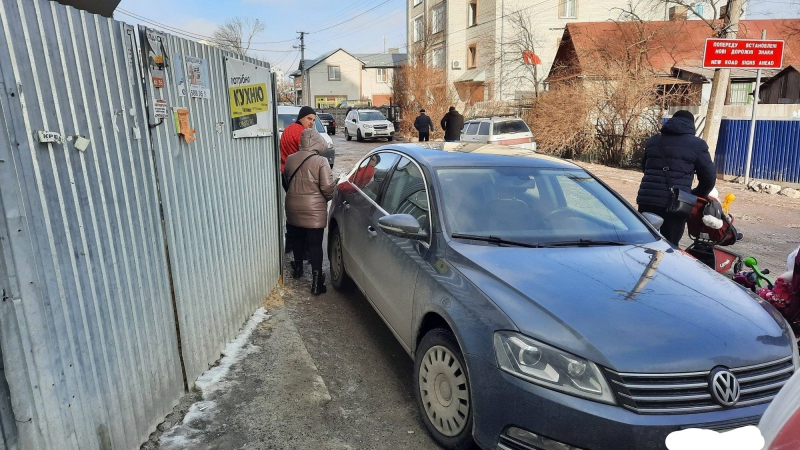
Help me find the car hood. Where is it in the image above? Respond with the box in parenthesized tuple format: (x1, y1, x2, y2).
(361, 120, 391, 127)
(448, 241, 793, 373)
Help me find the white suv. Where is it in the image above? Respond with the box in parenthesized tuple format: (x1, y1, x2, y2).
(344, 109, 395, 142)
(460, 117, 536, 151)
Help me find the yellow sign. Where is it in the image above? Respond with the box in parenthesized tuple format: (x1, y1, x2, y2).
(229, 83, 269, 118)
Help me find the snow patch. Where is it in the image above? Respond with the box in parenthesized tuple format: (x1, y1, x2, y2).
(159, 308, 271, 448)
(195, 307, 271, 398)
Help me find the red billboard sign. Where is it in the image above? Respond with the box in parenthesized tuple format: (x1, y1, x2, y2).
(703, 38, 785, 69)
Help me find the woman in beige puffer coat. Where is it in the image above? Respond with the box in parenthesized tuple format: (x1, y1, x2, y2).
(284, 128, 335, 294)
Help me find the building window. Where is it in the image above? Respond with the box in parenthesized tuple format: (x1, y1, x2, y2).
(468, 1, 478, 27)
(413, 0, 422, 6)
(730, 82, 753, 105)
(328, 66, 340, 81)
(412, 15, 424, 42)
(468, 44, 477, 68)
(377, 68, 388, 83)
(692, 2, 705, 18)
(432, 4, 445, 34)
(432, 47, 445, 70)
(560, 0, 577, 18)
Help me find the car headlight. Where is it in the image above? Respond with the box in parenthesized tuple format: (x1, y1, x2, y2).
(494, 331, 616, 405)
(363, 124, 373, 129)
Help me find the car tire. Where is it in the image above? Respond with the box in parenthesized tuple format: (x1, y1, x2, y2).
(414, 328, 474, 450)
(387, 136, 393, 142)
(345, 128, 351, 141)
(356, 129, 364, 142)
(329, 227, 354, 291)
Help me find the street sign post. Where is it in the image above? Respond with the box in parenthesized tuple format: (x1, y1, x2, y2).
(702, 34, 785, 185)
(703, 38, 785, 69)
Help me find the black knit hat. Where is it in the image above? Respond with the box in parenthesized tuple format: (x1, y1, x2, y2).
(673, 110, 694, 121)
(296, 106, 316, 123)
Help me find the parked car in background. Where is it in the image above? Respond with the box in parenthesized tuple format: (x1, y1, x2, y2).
(277, 105, 335, 168)
(460, 116, 537, 151)
(344, 109, 395, 142)
(317, 112, 337, 135)
(327, 142, 799, 450)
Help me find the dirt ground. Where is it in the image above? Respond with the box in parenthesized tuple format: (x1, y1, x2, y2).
(578, 162, 800, 275)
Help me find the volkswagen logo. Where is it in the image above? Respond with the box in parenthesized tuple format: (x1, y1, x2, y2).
(710, 368, 741, 407)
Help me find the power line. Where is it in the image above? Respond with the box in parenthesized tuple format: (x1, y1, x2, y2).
(115, 8, 297, 44)
(313, 0, 392, 33)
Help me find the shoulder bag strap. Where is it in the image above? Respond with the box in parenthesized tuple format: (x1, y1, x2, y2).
(285, 153, 316, 189)
(656, 136, 675, 189)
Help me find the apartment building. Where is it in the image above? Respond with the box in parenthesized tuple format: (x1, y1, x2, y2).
(406, 0, 717, 103)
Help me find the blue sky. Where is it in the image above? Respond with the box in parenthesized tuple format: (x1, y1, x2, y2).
(114, 0, 407, 78)
(114, 0, 797, 79)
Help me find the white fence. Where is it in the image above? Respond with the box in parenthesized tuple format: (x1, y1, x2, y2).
(0, 1, 282, 449)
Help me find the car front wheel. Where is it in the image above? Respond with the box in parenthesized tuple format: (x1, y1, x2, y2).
(414, 328, 474, 450)
(356, 129, 364, 142)
(345, 127, 351, 141)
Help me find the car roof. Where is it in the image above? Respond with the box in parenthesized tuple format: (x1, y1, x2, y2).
(466, 116, 525, 122)
(372, 142, 579, 170)
(356, 109, 380, 113)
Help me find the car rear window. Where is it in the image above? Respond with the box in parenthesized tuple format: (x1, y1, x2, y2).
(493, 120, 531, 135)
(318, 114, 334, 120)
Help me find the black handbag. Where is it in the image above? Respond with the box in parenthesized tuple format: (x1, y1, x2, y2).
(662, 166, 697, 219)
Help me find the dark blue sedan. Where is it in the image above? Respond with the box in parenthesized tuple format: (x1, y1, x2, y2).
(326, 142, 799, 450)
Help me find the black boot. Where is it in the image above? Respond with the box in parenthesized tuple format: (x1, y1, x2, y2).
(311, 270, 327, 295)
(290, 260, 303, 279)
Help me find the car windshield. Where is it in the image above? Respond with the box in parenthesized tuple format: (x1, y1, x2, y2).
(319, 114, 333, 120)
(493, 120, 530, 135)
(278, 113, 326, 133)
(359, 111, 386, 121)
(436, 167, 656, 246)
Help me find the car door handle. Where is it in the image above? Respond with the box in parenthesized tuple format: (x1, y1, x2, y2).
(367, 226, 378, 237)
(342, 200, 350, 210)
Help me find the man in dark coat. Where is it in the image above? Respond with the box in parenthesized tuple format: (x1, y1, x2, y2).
(413, 109, 434, 141)
(440, 106, 464, 142)
(636, 110, 716, 246)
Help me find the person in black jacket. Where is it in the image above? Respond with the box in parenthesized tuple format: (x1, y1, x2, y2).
(413, 109, 434, 141)
(636, 110, 716, 246)
(440, 106, 465, 142)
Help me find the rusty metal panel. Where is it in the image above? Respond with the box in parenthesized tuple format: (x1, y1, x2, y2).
(140, 26, 281, 388)
(0, 1, 183, 449)
(716, 119, 800, 184)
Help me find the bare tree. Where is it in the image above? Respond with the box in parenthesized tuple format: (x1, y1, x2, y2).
(211, 17, 265, 56)
(391, 19, 458, 140)
(500, 12, 546, 99)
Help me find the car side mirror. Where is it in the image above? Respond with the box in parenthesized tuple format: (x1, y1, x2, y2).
(642, 212, 664, 231)
(378, 214, 428, 241)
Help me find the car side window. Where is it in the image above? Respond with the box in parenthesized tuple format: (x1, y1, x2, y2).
(478, 121, 490, 135)
(349, 152, 400, 201)
(381, 157, 430, 234)
(465, 122, 479, 135)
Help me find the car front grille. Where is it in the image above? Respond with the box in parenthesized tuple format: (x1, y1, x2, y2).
(605, 356, 794, 414)
(373, 125, 388, 130)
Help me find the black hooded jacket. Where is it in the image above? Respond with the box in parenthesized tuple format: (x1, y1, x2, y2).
(440, 110, 465, 140)
(636, 116, 716, 208)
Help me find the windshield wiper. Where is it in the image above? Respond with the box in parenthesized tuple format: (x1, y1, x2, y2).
(450, 233, 541, 248)
(538, 239, 627, 247)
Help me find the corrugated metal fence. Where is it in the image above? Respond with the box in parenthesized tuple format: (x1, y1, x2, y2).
(0, 1, 282, 449)
(715, 119, 800, 184)
(141, 27, 281, 388)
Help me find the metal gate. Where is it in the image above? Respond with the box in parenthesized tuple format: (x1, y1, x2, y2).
(0, 1, 282, 449)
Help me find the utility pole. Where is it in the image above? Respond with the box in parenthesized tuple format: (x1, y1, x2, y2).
(702, 0, 744, 157)
(298, 31, 306, 106)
